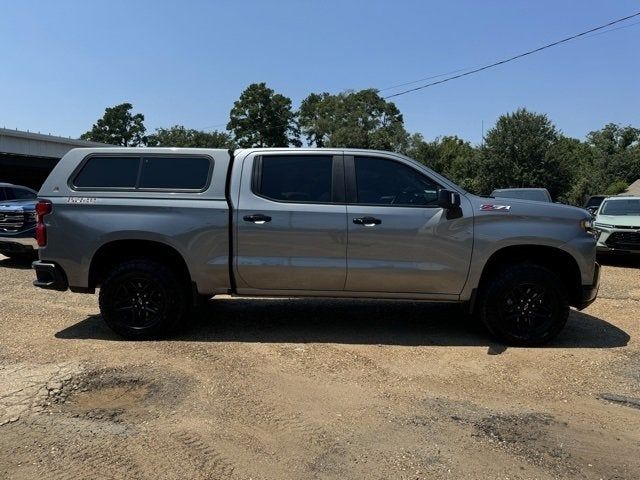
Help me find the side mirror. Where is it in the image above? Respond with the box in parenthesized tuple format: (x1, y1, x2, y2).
(437, 189, 461, 209)
(586, 206, 598, 216)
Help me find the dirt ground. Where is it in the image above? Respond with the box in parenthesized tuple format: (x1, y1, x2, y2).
(0, 254, 639, 480)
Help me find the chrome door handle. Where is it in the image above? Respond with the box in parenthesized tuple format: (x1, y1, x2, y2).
(353, 216, 381, 226)
(243, 214, 272, 224)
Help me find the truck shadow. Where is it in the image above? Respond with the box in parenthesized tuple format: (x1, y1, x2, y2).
(0, 256, 34, 270)
(56, 298, 629, 350)
(597, 254, 640, 269)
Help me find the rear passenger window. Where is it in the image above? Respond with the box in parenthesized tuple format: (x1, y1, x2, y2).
(74, 157, 139, 188)
(139, 157, 210, 190)
(257, 155, 333, 203)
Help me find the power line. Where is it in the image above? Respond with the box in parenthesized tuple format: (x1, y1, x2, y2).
(378, 66, 476, 92)
(582, 19, 640, 38)
(383, 11, 640, 99)
(196, 12, 640, 133)
(379, 18, 640, 95)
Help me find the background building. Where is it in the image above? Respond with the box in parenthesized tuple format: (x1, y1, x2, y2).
(0, 128, 107, 190)
(623, 179, 640, 196)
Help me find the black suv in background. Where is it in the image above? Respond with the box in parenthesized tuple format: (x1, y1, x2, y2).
(0, 183, 39, 259)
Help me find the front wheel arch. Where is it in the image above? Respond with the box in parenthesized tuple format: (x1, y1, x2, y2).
(473, 245, 582, 312)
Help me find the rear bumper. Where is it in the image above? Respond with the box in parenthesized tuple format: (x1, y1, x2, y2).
(32, 261, 69, 291)
(575, 262, 600, 310)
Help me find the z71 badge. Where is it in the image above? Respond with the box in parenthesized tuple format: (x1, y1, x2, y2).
(480, 204, 511, 212)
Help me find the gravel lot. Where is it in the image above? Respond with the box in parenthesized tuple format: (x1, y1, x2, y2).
(0, 254, 639, 479)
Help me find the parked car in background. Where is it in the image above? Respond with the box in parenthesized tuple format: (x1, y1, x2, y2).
(491, 188, 553, 203)
(594, 196, 640, 255)
(584, 195, 606, 216)
(0, 183, 38, 259)
(32, 147, 599, 346)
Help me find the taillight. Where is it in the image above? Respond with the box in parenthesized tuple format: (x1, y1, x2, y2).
(36, 200, 52, 247)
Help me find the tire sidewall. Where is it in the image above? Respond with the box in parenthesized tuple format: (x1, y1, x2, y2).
(481, 264, 569, 346)
(99, 260, 188, 339)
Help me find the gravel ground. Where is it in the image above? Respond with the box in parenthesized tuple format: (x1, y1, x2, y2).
(0, 254, 639, 479)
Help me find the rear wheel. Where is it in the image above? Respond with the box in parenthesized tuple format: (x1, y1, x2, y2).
(99, 259, 190, 339)
(479, 263, 569, 346)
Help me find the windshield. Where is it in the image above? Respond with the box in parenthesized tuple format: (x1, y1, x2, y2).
(600, 199, 640, 216)
(585, 196, 604, 208)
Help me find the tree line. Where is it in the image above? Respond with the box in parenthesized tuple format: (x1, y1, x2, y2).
(80, 83, 640, 205)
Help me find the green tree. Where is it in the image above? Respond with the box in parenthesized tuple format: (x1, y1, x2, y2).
(479, 108, 571, 198)
(298, 89, 408, 151)
(586, 123, 640, 190)
(546, 137, 594, 204)
(80, 103, 146, 146)
(227, 83, 301, 147)
(297, 92, 333, 147)
(587, 123, 640, 155)
(406, 134, 480, 192)
(147, 125, 236, 148)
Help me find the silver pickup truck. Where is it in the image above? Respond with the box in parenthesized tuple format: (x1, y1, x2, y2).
(32, 148, 600, 345)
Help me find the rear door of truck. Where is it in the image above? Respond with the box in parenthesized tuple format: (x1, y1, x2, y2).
(233, 150, 347, 292)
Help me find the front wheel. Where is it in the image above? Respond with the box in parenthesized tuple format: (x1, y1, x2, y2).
(478, 263, 569, 346)
(99, 259, 190, 339)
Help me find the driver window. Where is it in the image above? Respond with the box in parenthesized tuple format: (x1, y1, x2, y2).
(354, 157, 439, 206)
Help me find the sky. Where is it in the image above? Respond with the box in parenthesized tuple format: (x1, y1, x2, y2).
(1, 0, 638, 145)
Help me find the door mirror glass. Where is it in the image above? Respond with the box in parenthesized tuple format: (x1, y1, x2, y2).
(437, 189, 461, 209)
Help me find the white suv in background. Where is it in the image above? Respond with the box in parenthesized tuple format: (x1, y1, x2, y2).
(594, 196, 640, 255)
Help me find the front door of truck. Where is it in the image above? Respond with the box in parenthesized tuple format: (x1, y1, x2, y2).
(235, 152, 347, 292)
(344, 155, 473, 295)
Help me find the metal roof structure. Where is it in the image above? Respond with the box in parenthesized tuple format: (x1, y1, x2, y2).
(0, 127, 108, 159)
(623, 179, 640, 196)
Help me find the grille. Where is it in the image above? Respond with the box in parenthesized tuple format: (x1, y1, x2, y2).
(0, 212, 26, 233)
(606, 231, 640, 250)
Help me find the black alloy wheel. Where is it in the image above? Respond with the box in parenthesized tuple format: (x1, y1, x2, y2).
(99, 259, 189, 339)
(479, 263, 569, 346)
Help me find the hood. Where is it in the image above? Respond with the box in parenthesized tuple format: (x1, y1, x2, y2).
(468, 193, 590, 220)
(0, 199, 37, 211)
(595, 214, 640, 228)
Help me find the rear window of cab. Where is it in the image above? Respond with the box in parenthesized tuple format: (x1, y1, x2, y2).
(72, 155, 213, 191)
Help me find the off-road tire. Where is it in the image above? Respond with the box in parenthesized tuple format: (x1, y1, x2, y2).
(479, 263, 569, 346)
(99, 259, 190, 339)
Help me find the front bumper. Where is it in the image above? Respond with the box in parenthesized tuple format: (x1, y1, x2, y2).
(575, 262, 600, 310)
(32, 261, 69, 291)
(596, 228, 640, 254)
(0, 229, 38, 251)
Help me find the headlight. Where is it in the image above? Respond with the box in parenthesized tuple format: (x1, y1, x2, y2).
(580, 219, 593, 233)
(593, 222, 614, 229)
